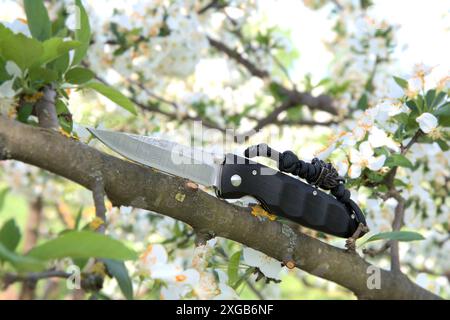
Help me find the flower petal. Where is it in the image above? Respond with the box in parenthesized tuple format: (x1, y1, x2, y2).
(416, 112, 438, 134)
(336, 160, 349, 177)
(368, 126, 388, 148)
(141, 244, 168, 269)
(150, 263, 181, 280)
(175, 268, 200, 286)
(5, 61, 22, 78)
(214, 283, 239, 300)
(243, 247, 282, 280)
(349, 148, 362, 163)
(359, 141, 374, 157)
(0, 80, 16, 98)
(368, 155, 386, 171)
(160, 284, 182, 300)
(348, 164, 362, 179)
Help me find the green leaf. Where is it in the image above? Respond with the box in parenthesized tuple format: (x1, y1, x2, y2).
(437, 139, 450, 151)
(55, 99, 73, 134)
(65, 67, 95, 84)
(0, 33, 43, 70)
(29, 67, 58, 85)
(0, 23, 14, 41)
(232, 267, 255, 290)
(0, 187, 9, 211)
(405, 100, 418, 114)
(0, 243, 46, 272)
(17, 103, 34, 123)
(416, 94, 425, 113)
(23, 0, 51, 41)
(55, 99, 69, 114)
(425, 89, 436, 110)
(269, 82, 290, 102)
(86, 82, 137, 115)
(72, 0, 91, 66)
(364, 231, 425, 244)
(102, 259, 133, 300)
(37, 38, 81, 66)
(0, 219, 21, 252)
(227, 250, 241, 287)
(365, 171, 384, 183)
(73, 258, 89, 270)
(393, 76, 408, 89)
(50, 53, 70, 75)
(0, 57, 10, 82)
(356, 93, 368, 110)
(432, 91, 447, 108)
(27, 230, 137, 261)
(74, 207, 83, 230)
(434, 102, 450, 127)
(59, 115, 73, 134)
(384, 154, 414, 169)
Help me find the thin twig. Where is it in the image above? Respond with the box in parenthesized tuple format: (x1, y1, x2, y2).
(92, 176, 107, 233)
(3, 270, 70, 290)
(216, 247, 266, 300)
(207, 36, 270, 79)
(390, 197, 405, 272)
(363, 242, 391, 257)
(197, 0, 226, 14)
(35, 85, 59, 129)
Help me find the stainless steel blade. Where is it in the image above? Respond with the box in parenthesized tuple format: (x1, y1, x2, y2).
(87, 128, 222, 187)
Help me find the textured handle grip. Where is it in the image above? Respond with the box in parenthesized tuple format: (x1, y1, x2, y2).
(218, 154, 358, 238)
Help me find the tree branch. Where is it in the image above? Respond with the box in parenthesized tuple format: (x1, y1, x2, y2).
(93, 75, 226, 133)
(34, 85, 58, 130)
(363, 242, 391, 258)
(207, 37, 270, 79)
(381, 130, 423, 272)
(207, 37, 338, 116)
(3, 270, 70, 290)
(92, 176, 107, 233)
(0, 116, 441, 299)
(390, 196, 405, 272)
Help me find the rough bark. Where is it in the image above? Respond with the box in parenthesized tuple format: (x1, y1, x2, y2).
(0, 116, 442, 300)
(34, 86, 58, 130)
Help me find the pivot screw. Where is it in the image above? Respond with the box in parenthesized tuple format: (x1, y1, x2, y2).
(252, 170, 257, 175)
(230, 174, 242, 187)
(313, 190, 317, 196)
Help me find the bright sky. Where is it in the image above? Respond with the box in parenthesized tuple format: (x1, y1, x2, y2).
(1, 0, 449, 80)
(260, 0, 450, 80)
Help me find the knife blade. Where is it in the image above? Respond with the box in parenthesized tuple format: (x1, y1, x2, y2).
(87, 128, 222, 187)
(88, 128, 359, 238)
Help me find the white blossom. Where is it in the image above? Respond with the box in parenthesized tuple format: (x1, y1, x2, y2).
(243, 247, 282, 280)
(349, 141, 386, 178)
(416, 113, 438, 134)
(5, 61, 22, 78)
(0, 79, 17, 114)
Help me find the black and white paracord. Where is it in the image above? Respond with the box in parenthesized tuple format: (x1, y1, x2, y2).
(244, 143, 367, 228)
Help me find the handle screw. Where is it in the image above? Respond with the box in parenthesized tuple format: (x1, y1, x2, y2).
(285, 261, 295, 269)
(230, 174, 242, 187)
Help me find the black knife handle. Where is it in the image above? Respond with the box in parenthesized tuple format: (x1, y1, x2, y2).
(218, 154, 358, 238)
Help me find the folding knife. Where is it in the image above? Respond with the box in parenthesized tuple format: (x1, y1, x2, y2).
(88, 128, 362, 238)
